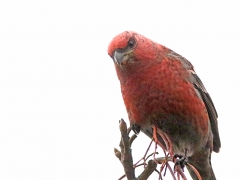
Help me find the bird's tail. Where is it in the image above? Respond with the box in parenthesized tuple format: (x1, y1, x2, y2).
(187, 147, 216, 180)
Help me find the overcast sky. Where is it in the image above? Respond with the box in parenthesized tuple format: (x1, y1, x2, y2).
(0, 0, 239, 179)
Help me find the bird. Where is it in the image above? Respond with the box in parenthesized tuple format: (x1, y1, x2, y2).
(108, 31, 221, 180)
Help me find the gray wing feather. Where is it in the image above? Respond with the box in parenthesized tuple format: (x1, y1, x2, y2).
(191, 72, 221, 152)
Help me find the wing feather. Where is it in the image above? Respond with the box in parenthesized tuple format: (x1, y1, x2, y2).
(191, 72, 221, 152)
(168, 50, 221, 152)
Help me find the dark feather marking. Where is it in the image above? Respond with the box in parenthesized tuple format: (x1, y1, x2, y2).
(192, 73, 221, 152)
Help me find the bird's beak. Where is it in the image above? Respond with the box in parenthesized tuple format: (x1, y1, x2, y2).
(113, 51, 128, 65)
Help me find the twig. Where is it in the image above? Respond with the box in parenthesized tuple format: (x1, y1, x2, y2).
(174, 165, 187, 180)
(137, 160, 157, 180)
(186, 163, 202, 180)
(119, 119, 136, 180)
(134, 138, 154, 168)
(116, 119, 160, 180)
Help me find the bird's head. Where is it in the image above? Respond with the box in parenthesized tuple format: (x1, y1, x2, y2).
(108, 31, 166, 67)
(108, 31, 138, 66)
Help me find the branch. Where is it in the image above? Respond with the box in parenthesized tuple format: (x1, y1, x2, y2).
(115, 119, 158, 180)
(114, 119, 201, 180)
(118, 119, 136, 180)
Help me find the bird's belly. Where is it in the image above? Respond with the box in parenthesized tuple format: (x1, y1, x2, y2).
(135, 96, 209, 156)
(154, 114, 203, 156)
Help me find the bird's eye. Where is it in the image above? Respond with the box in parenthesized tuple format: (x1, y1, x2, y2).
(128, 40, 135, 47)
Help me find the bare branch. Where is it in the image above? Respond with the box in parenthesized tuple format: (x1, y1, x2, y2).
(114, 119, 202, 180)
(119, 119, 136, 180)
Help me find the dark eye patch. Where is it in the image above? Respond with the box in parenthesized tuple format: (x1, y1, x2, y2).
(128, 40, 134, 47)
(127, 37, 136, 48)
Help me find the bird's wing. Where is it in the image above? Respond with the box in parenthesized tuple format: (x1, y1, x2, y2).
(168, 50, 221, 152)
(190, 71, 221, 152)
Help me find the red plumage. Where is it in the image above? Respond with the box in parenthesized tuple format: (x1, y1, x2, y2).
(108, 31, 221, 180)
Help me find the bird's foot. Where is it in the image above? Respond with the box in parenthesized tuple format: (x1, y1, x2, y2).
(173, 154, 188, 171)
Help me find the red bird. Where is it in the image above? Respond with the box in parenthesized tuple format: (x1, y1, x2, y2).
(108, 31, 221, 180)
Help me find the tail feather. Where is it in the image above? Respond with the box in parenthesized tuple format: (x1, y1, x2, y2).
(187, 147, 216, 180)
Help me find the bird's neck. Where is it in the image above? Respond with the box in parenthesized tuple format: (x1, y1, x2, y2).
(115, 61, 158, 85)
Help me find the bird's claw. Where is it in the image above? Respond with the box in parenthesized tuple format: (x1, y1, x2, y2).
(173, 154, 188, 171)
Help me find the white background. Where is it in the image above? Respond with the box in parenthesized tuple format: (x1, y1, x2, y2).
(0, 0, 239, 179)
